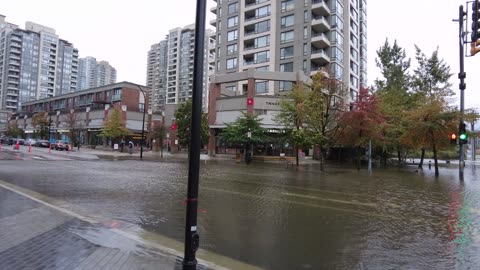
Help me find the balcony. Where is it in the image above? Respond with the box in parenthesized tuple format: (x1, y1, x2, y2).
(210, 6, 217, 15)
(311, 15, 330, 33)
(310, 66, 329, 77)
(311, 32, 330, 48)
(311, 0, 331, 16)
(210, 19, 217, 27)
(9, 53, 21, 60)
(245, 9, 271, 23)
(311, 48, 330, 65)
(11, 42, 21, 48)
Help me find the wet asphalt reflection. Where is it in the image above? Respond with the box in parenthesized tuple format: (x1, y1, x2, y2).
(0, 158, 479, 270)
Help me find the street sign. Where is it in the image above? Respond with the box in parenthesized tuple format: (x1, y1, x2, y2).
(247, 132, 252, 138)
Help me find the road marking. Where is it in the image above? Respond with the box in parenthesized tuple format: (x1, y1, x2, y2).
(280, 192, 377, 207)
(202, 186, 382, 216)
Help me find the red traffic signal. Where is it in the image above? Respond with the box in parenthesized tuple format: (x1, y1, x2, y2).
(171, 123, 177, 130)
(247, 97, 254, 106)
(450, 133, 457, 144)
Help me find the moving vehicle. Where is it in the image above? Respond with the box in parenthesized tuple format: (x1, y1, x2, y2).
(54, 140, 69, 150)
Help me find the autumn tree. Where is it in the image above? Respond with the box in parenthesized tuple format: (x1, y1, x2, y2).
(174, 99, 209, 148)
(31, 112, 49, 139)
(99, 107, 130, 144)
(338, 86, 385, 170)
(5, 122, 23, 138)
(151, 122, 167, 156)
(63, 111, 84, 145)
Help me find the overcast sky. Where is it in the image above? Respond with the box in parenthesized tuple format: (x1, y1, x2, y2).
(1, 0, 479, 110)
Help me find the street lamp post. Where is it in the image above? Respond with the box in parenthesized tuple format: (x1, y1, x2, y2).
(135, 84, 147, 160)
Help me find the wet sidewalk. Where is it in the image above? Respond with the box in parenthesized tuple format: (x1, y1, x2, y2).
(0, 186, 220, 270)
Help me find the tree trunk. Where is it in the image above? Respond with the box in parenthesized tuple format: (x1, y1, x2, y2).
(320, 147, 324, 172)
(418, 148, 425, 170)
(382, 149, 388, 167)
(295, 143, 299, 167)
(397, 149, 402, 165)
(356, 146, 361, 171)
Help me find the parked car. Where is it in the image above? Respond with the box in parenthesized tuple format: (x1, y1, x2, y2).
(35, 140, 50, 148)
(16, 139, 25, 145)
(26, 139, 37, 146)
(54, 140, 69, 150)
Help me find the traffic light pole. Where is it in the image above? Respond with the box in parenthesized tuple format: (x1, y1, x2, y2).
(183, 0, 206, 269)
(458, 5, 466, 180)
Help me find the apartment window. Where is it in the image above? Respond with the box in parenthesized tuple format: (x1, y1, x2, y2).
(256, 66, 269, 71)
(350, 60, 358, 74)
(281, 0, 294, 12)
(280, 31, 294, 44)
(303, 43, 308, 56)
(256, 5, 270, 18)
(217, 33, 222, 44)
(280, 62, 293, 72)
(304, 11, 308, 22)
(303, 60, 307, 73)
(226, 58, 238, 69)
(255, 20, 270, 33)
(350, 33, 358, 47)
(255, 81, 269, 93)
(304, 27, 308, 39)
(227, 43, 238, 55)
(279, 81, 293, 91)
(228, 2, 238, 14)
(217, 47, 221, 57)
(219, 7, 222, 16)
(331, 47, 344, 63)
(254, 51, 269, 63)
(218, 20, 222, 31)
(227, 16, 238, 28)
(255, 35, 270, 48)
(281, 15, 294, 28)
(227, 30, 238, 41)
(225, 85, 237, 92)
(280, 46, 294, 59)
(350, 47, 358, 61)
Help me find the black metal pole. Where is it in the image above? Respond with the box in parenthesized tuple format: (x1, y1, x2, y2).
(459, 5, 466, 180)
(183, 0, 206, 269)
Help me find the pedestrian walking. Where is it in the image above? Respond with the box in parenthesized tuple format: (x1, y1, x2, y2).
(428, 161, 432, 170)
(129, 141, 134, 154)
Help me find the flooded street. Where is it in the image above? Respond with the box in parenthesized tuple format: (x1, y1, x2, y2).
(0, 158, 479, 270)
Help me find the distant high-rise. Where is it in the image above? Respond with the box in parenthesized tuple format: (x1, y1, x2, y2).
(78, 57, 117, 90)
(210, 0, 367, 103)
(0, 17, 79, 112)
(146, 24, 216, 112)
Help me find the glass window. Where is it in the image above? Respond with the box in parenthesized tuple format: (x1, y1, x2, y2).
(218, 20, 222, 31)
(304, 27, 308, 39)
(254, 51, 269, 63)
(227, 16, 238, 28)
(281, 15, 294, 28)
(255, 35, 270, 48)
(227, 30, 238, 41)
(303, 43, 308, 56)
(227, 44, 238, 55)
(279, 81, 293, 91)
(304, 11, 308, 22)
(256, 66, 269, 71)
(226, 58, 237, 69)
(280, 46, 294, 59)
(280, 31, 294, 44)
(217, 33, 222, 44)
(255, 20, 270, 33)
(256, 5, 270, 17)
(280, 62, 293, 72)
(228, 2, 238, 14)
(281, 0, 294, 12)
(255, 81, 269, 93)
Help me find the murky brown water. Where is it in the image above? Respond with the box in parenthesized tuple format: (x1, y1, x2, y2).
(0, 159, 479, 270)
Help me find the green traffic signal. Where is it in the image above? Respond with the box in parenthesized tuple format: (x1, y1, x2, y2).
(459, 133, 467, 140)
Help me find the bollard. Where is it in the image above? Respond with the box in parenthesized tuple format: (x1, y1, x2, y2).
(28, 143, 32, 153)
(49, 144, 52, 154)
(0, 144, 2, 152)
(67, 144, 70, 154)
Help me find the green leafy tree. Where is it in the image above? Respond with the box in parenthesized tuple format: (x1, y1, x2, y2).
(174, 99, 209, 148)
(409, 46, 454, 172)
(31, 112, 49, 139)
(6, 122, 23, 138)
(99, 108, 130, 143)
(374, 39, 413, 165)
(222, 112, 268, 146)
(275, 82, 312, 166)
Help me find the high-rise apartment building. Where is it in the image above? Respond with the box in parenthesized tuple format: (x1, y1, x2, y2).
(210, 0, 367, 103)
(0, 17, 79, 112)
(78, 57, 117, 90)
(146, 24, 216, 112)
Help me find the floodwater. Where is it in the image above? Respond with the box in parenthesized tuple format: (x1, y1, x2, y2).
(0, 157, 479, 270)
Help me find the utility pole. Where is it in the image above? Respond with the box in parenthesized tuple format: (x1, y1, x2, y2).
(183, 0, 206, 269)
(458, 5, 466, 180)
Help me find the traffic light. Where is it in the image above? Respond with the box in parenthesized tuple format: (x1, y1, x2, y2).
(450, 133, 457, 144)
(471, 1, 480, 56)
(247, 97, 254, 106)
(459, 123, 468, 145)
